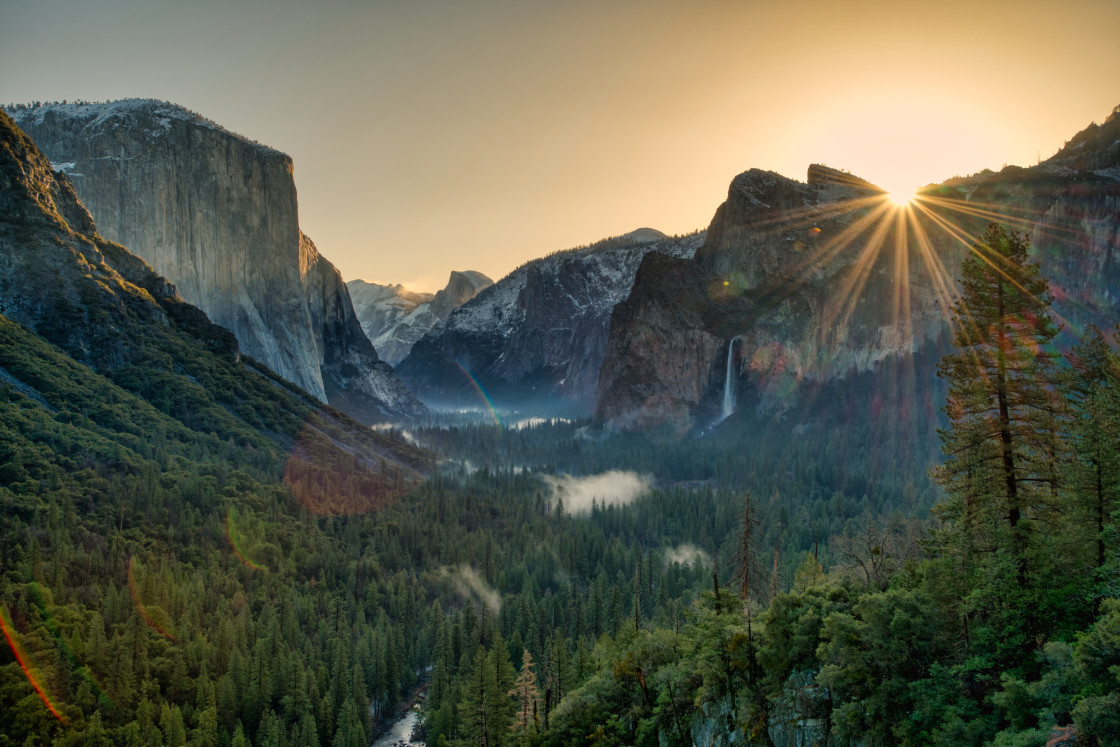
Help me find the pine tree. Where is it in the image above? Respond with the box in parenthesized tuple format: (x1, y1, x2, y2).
(459, 645, 509, 747)
(935, 223, 1065, 546)
(733, 491, 765, 608)
(1065, 326, 1120, 583)
(933, 222, 1069, 668)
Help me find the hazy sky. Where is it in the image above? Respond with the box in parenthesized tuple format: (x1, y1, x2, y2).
(2, 0, 1117, 291)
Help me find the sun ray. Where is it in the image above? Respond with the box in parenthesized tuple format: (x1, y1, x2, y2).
(906, 209, 960, 324)
(893, 206, 912, 353)
(913, 200, 1075, 334)
(825, 202, 897, 343)
(773, 198, 896, 294)
(919, 194, 1043, 234)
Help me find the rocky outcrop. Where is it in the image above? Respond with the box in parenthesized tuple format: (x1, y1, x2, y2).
(689, 671, 846, 747)
(348, 270, 493, 365)
(0, 108, 169, 363)
(8, 100, 424, 419)
(596, 106, 1120, 433)
(299, 232, 426, 420)
(596, 167, 953, 432)
(0, 108, 430, 486)
(396, 229, 703, 412)
(430, 270, 493, 320)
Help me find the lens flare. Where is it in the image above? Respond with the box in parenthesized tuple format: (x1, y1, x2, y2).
(0, 605, 66, 723)
(225, 507, 267, 571)
(27, 584, 111, 710)
(127, 556, 177, 640)
(452, 361, 503, 427)
(284, 420, 419, 515)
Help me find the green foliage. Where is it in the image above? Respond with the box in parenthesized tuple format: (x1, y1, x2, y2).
(3, 194, 1118, 746)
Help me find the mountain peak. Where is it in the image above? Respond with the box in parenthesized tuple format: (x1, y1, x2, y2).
(6, 99, 285, 156)
(806, 163, 881, 192)
(619, 227, 668, 244)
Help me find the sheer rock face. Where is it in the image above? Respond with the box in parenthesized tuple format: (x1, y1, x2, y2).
(596, 166, 953, 432)
(348, 270, 493, 366)
(300, 232, 426, 420)
(9, 100, 424, 419)
(596, 107, 1120, 433)
(397, 230, 703, 413)
(962, 107, 1120, 337)
(0, 107, 228, 368)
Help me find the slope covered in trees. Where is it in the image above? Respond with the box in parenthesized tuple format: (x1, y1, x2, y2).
(429, 225, 1118, 747)
(0, 109, 435, 745)
(3, 100, 1119, 747)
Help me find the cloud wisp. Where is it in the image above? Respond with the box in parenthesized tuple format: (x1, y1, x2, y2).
(542, 470, 653, 516)
(662, 543, 711, 569)
(445, 564, 501, 613)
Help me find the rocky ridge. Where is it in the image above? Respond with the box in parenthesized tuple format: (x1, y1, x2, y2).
(7, 100, 425, 419)
(397, 229, 704, 412)
(348, 270, 493, 365)
(0, 106, 430, 512)
(595, 108, 1120, 433)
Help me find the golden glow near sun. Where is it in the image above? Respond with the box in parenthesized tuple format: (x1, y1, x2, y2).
(887, 189, 917, 207)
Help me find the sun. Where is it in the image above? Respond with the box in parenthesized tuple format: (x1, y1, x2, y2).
(886, 189, 916, 207)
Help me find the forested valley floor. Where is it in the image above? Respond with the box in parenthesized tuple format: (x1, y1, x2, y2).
(2, 227, 1119, 747)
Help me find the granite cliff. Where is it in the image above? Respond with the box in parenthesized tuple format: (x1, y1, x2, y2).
(595, 109, 1120, 433)
(348, 270, 493, 365)
(397, 229, 703, 412)
(596, 165, 953, 432)
(0, 106, 430, 513)
(8, 100, 425, 419)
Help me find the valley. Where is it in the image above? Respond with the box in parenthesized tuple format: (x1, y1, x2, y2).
(1, 96, 1119, 747)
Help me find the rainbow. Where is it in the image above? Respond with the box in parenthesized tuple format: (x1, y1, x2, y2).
(0, 605, 66, 723)
(127, 557, 177, 640)
(453, 362, 503, 427)
(225, 508, 267, 571)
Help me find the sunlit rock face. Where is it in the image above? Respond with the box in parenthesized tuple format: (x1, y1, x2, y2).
(961, 107, 1120, 338)
(397, 229, 703, 412)
(9, 100, 425, 419)
(348, 270, 493, 366)
(596, 108, 1120, 433)
(596, 165, 956, 432)
(0, 107, 222, 368)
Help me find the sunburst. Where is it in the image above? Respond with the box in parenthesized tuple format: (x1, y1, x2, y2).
(886, 189, 916, 207)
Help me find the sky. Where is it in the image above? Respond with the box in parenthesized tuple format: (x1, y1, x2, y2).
(1, 0, 1118, 292)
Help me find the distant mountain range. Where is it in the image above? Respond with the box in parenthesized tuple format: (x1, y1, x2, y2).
(7, 99, 1119, 434)
(348, 270, 493, 366)
(395, 228, 704, 412)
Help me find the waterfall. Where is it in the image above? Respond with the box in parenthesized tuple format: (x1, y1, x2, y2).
(720, 337, 736, 421)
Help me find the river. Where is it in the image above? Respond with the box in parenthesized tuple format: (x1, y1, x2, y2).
(371, 708, 423, 747)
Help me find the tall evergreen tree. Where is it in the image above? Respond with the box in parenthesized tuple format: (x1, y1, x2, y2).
(933, 222, 1069, 668)
(935, 223, 1065, 544)
(1065, 326, 1120, 585)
